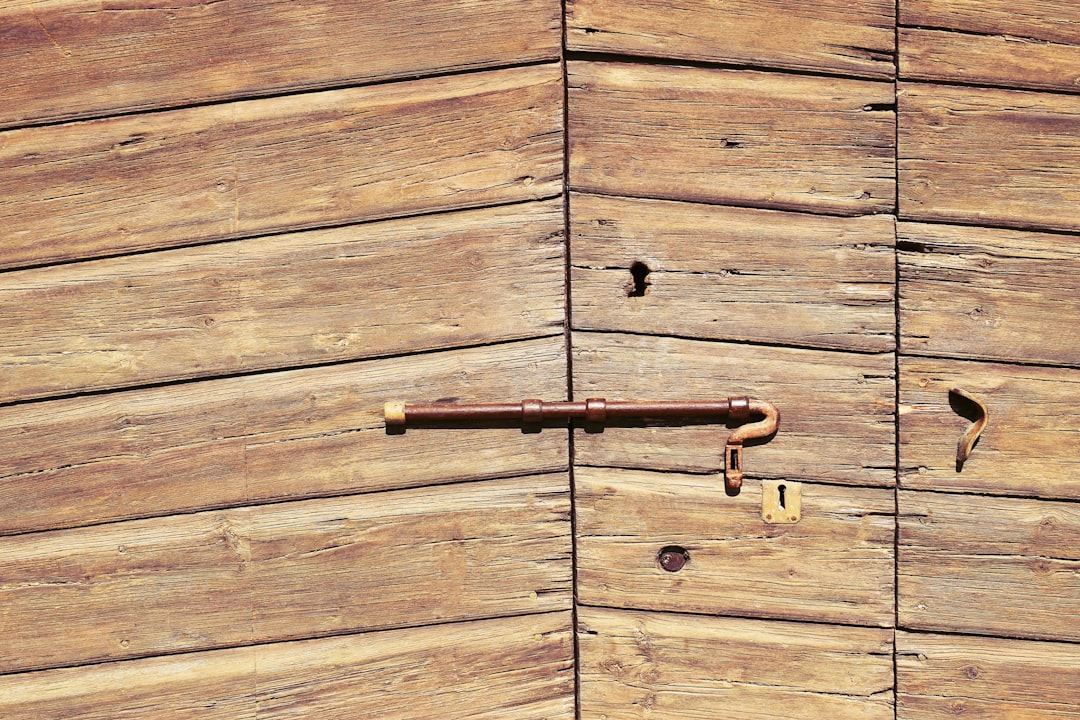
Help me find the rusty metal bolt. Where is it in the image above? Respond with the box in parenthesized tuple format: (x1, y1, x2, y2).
(657, 546, 688, 572)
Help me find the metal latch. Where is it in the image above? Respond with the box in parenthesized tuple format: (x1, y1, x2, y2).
(384, 396, 779, 494)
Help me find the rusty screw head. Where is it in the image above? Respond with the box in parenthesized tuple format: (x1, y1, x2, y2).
(657, 546, 688, 572)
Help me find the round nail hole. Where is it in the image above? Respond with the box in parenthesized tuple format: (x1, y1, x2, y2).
(657, 545, 689, 572)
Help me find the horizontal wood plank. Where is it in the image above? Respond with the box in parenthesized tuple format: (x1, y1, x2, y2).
(572, 332, 896, 486)
(0, 200, 564, 403)
(897, 631, 1080, 720)
(0, 612, 574, 719)
(566, 0, 895, 79)
(900, 0, 1080, 49)
(900, 28, 1080, 93)
(577, 467, 895, 626)
(0, 475, 571, 673)
(0, 64, 562, 269)
(579, 607, 894, 720)
(900, 357, 1080, 500)
(899, 83, 1080, 232)
(899, 490, 1080, 641)
(900, 222, 1080, 366)
(0, 0, 561, 129)
(571, 193, 895, 352)
(569, 61, 895, 216)
(0, 337, 569, 535)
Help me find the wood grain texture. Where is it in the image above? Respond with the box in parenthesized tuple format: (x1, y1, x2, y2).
(570, 193, 896, 352)
(900, 222, 1080, 367)
(900, 0, 1080, 49)
(0, 200, 564, 403)
(899, 489, 1080, 641)
(579, 607, 894, 720)
(572, 332, 895, 487)
(900, 28, 1080, 92)
(899, 83, 1080, 232)
(897, 631, 1080, 720)
(0, 0, 561, 129)
(0, 611, 574, 719)
(0, 64, 562, 269)
(577, 467, 896, 627)
(569, 61, 895, 216)
(0, 337, 569, 536)
(900, 357, 1080, 500)
(566, 0, 895, 79)
(0, 475, 571, 673)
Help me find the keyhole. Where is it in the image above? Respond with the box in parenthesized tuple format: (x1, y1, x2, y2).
(778, 483, 787, 509)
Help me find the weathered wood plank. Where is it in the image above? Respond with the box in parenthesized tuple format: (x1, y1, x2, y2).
(0, 612, 574, 719)
(900, 222, 1080, 367)
(577, 467, 895, 626)
(899, 490, 1080, 641)
(900, 0, 1080, 49)
(0, 200, 564, 403)
(0, 0, 561, 129)
(0, 64, 562, 269)
(569, 61, 895, 216)
(571, 193, 895, 352)
(897, 631, 1080, 720)
(900, 357, 1080, 500)
(0, 337, 569, 536)
(579, 607, 894, 720)
(572, 332, 895, 486)
(566, 0, 895, 79)
(900, 28, 1080, 93)
(899, 83, 1080, 232)
(0, 475, 571, 673)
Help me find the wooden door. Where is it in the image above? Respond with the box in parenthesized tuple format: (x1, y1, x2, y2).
(0, 2, 574, 716)
(3, 1, 1080, 717)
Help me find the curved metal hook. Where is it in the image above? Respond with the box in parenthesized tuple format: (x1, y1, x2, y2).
(950, 387, 988, 471)
(724, 399, 781, 494)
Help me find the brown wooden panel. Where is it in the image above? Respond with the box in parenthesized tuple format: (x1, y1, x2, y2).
(569, 62, 895, 217)
(899, 357, 1080, 500)
(571, 193, 895, 352)
(566, 0, 894, 79)
(577, 467, 895, 627)
(572, 332, 895, 487)
(0, 0, 561, 129)
(0, 337, 568, 536)
(900, 222, 1080, 367)
(580, 607, 894, 720)
(899, 83, 1080, 232)
(900, 28, 1080, 93)
(899, 490, 1080, 641)
(0, 64, 562, 269)
(0, 475, 571, 673)
(900, 0, 1080, 49)
(0, 612, 574, 719)
(897, 631, 1080, 720)
(0, 200, 564, 403)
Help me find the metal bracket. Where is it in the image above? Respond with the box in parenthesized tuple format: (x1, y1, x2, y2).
(385, 397, 780, 495)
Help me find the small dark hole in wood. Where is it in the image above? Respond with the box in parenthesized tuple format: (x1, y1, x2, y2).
(627, 261, 651, 297)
